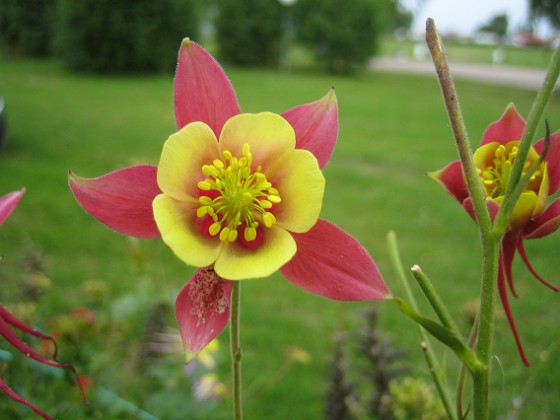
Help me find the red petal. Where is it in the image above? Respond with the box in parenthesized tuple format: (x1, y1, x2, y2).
(174, 39, 240, 135)
(281, 88, 338, 169)
(0, 377, 52, 420)
(502, 232, 520, 298)
(524, 198, 560, 239)
(481, 104, 525, 146)
(429, 161, 468, 204)
(0, 188, 25, 226)
(517, 239, 559, 292)
(69, 166, 161, 239)
(281, 219, 389, 301)
(0, 305, 58, 359)
(175, 267, 233, 362)
(497, 262, 530, 366)
(535, 130, 560, 194)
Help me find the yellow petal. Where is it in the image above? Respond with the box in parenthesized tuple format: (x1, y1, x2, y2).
(219, 113, 296, 168)
(214, 227, 296, 280)
(267, 149, 325, 233)
(495, 191, 538, 229)
(473, 142, 499, 169)
(534, 162, 549, 217)
(158, 122, 219, 202)
(153, 194, 222, 267)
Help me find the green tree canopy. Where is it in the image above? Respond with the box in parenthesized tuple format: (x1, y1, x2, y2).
(530, 0, 560, 29)
(55, 0, 200, 74)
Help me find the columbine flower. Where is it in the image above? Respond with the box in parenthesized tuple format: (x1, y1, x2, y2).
(0, 189, 85, 419)
(430, 104, 560, 365)
(69, 39, 389, 361)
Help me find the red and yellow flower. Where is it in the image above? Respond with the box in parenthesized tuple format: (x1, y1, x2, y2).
(70, 39, 389, 361)
(431, 104, 560, 366)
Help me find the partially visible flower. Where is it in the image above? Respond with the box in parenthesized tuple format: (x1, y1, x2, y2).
(0, 188, 24, 227)
(69, 40, 390, 362)
(430, 104, 560, 366)
(193, 373, 227, 402)
(0, 189, 86, 419)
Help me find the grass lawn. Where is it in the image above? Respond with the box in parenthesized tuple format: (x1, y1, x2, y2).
(0, 56, 559, 419)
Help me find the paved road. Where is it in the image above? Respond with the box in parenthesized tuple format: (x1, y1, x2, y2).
(371, 57, 559, 91)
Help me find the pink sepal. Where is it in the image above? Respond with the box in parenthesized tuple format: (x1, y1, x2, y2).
(0, 188, 25, 226)
(0, 310, 87, 413)
(282, 88, 338, 169)
(69, 166, 161, 239)
(175, 267, 233, 363)
(481, 104, 525, 145)
(281, 219, 389, 301)
(174, 39, 240, 135)
(430, 161, 468, 204)
(0, 313, 76, 372)
(0, 305, 58, 358)
(0, 377, 52, 420)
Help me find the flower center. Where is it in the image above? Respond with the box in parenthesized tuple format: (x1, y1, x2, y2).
(196, 143, 281, 243)
(477, 143, 542, 199)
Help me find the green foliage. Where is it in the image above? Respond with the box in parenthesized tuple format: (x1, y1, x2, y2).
(389, 377, 447, 420)
(295, 0, 382, 73)
(0, 0, 56, 57)
(215, 0, 282, 67)
(54, 0, 200, 74)
(530, 0, 560, 29)
(477, 13, 509, 39)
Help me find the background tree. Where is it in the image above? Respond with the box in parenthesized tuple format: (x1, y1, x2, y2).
(55, 0, 200, 74)
(529, 0, 560, 29)
(295, 0, 381, 73)
(477, 13, 509, 41)
(0, 0, 56, 57)
(382, 0, 413, 36)
(215, 0, 282, 67)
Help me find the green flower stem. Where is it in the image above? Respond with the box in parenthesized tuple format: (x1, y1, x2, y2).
(425, 18, 491, 234)
(493, 44, 560, 236)
(387, 231, 457, 420)
(230, 281, 243, 420)
(471, 232, 501, 420)
(426, 18, 503, 420)
(410, 265, 461, 335)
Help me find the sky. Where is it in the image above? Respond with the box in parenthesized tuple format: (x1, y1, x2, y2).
(402, 0, 551, 37)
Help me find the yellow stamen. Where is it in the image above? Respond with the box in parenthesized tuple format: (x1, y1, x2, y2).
(196, 143, 281, 243)
(477, 142, 544, 199)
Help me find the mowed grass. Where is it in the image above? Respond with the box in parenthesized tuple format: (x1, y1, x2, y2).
(0, 57, 559, 418)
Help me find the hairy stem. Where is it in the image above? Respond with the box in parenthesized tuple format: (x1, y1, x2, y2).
(425, 18, 491, 233)
(230, 281, 243, 420)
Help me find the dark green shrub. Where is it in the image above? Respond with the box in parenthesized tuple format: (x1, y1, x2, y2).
(0, 0, 56, 57)
(295, 0, 382, 73)
(55, 0, 200, 74)
(215, 0, 282, 67)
